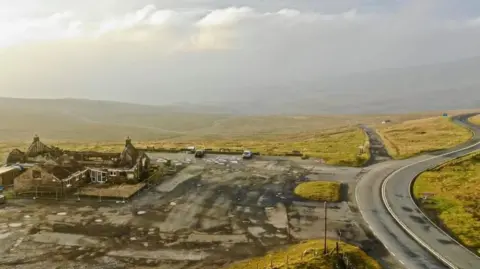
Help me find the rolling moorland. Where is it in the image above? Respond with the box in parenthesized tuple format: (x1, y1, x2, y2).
(1, 98, 478, 166)
(376, 116, 473, 159)
(469, 114, 480, 125)
(413, 151, 480, 254)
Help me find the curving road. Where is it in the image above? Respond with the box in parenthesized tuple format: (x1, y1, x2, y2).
(357, 113, 480, 269)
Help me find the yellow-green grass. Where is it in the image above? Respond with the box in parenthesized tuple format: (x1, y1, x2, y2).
(377, 117, 472, 159)
(2, 190, 15, 199)
(225, 239, 381, 269)
(413, 151, 480, 253)
(1, 127, 370, 167)
(294, 181, 341, 202)
(468, 114, 480, 125)
(153, 127, 370, 167)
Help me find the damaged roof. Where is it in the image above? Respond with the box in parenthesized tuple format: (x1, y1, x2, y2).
(43, 165, 83, 180)
(26, 135, 54, 157)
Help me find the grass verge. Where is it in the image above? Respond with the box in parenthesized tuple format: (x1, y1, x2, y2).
(377, 117, 472, 159)
(468, 114, 480, 125)
(412, 151, 480, 254)
(1, 190, 15, 199)
(226, 239, 381, 269)
(294, 181, 342, 202)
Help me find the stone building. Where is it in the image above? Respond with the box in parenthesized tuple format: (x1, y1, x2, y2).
(14, 164, 88, 195)
(10, 135, 152, 194)
(0, 166, 23, 187)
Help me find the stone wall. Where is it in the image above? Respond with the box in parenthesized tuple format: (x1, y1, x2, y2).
(14, 166, 59, 194)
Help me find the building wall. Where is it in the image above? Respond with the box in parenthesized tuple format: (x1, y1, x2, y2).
(0, 169, 21, 186)
(6, 150, 25, 164)
(14, 166, 59, 193)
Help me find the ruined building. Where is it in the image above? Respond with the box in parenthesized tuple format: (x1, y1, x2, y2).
(5, 135, 151, 195)
(6, 135, 61, 164)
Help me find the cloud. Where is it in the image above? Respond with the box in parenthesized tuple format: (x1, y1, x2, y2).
(196, 6, 254, 27)
(1, 2, 480, 105)
(0, 11, 81, 47)
(0, 5, 368, 50)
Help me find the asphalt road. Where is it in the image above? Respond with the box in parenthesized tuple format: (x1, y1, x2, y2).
(356, 113, 480, 269)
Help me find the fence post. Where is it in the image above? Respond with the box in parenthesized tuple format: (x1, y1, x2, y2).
(324, 201, 328, 254)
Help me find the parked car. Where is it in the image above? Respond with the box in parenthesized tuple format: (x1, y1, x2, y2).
(242, 150, 253, 159)
(194, 150, 205, 158)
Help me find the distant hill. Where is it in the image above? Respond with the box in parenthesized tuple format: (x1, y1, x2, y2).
(1, 56, 479, 141)
(203, 56, 480, 115)
(0, 97, 234, 142)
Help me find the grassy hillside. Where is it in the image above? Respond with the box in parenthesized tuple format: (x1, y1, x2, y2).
(225, 239, 381, 269)
(469, 114, 480, 125)
(377, 117, 472, 159)
(413, 151, 480, 254)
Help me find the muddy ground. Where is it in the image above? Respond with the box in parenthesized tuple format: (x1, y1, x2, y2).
(0, 154, 374, 269)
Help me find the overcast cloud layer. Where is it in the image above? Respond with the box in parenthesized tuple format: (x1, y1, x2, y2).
(1, 0, 480, 107)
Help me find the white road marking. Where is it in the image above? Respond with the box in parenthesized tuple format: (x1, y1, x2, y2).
(382, 139, 480, 269)
(355, 115, 480, 269)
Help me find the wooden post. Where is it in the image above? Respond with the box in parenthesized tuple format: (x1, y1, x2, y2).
(324, 201, 327, 254)
(287, 223, 290, 241)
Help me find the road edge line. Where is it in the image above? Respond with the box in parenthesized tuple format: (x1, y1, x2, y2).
(407, 152, 480, 258)
(381, 140, 480, 269)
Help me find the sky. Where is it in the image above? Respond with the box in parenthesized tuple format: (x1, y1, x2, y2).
(1, 0, 480, 105)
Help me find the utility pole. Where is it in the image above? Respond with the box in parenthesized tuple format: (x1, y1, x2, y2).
(324, 201, 328, 254)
